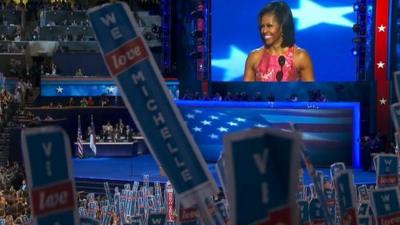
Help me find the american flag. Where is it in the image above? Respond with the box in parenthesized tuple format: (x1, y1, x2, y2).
(178, 102, 354, 166)
(90, 114, 97, 155)
(77, 115, 84, 158)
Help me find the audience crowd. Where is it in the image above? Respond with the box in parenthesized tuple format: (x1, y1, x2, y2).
(97, 119, 140, 143)
(0, 161, 29, 225)
(180, 89, 328, 102)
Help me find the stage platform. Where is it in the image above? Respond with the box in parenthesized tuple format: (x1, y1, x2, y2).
(28, 101, 360, 168)
(74, 138, 146, 157)
(72, 155, 376, 190)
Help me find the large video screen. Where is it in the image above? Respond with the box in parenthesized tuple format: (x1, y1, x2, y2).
(211, 0, 356, 82)
(177, 100, 359, 167)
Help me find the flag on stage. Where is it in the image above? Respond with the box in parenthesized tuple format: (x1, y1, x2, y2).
(90, 114, 97, 155)
(77, 115, 84, 158)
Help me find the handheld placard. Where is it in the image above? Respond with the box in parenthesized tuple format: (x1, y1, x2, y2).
(223, 128, 300, 225)
(374, 154, 398, 188)
(290, 123, 335, 225)
(21, 126, 78, 225)
(370, 187, 400, 225)
(87, 2, 218, 223)
(333, 170, 358, 225)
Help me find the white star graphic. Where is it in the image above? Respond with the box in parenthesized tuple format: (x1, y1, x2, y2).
(211, 45, 247, 81)
(235, 117, 246, 122)
(379, 98, 387, 105)
(201, 120, 211, 125)
(292, 0, 354, 30)
(378, 24, 386, 32)
(193, 127, 202, 132)
(228, 122, 238, 126)
(186, 114, 195, 119)
(377, 61, 385, 69)
(194, 109, 203, 114)
(56, 85, 63, 94)
(255, 124, 267, 128)
(218, 127, 229, 132)
(209, 115, 219, 120)
(106, 86, 116, 94)
(209, 133, 219, 139)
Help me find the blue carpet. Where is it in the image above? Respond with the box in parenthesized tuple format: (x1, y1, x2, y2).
(73, 155, 375, 186)
(73, 154, 220, 185)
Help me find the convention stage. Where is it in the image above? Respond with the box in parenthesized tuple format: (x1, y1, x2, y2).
(74, 138, 146, 157)
(28, 100, 360, 168)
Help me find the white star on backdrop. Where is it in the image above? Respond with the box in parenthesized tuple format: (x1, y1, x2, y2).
(106, 86, 116, 94)
(201, 120, 211, 125)
(211, 45, 247, 81)
(379, 98, 387, 105)
(377, 25, 386, 32)
(218, 127, 229, 132)
(186, 114, 195, 119)
(193, 127, 202, 132)
(228, 122, 238, 126)
(209, 115, 219, 120)
(209, 134, 219, 139)
(194, 110, 203, 114)
(377, 61, 385, 69)
(56, 85, 63, 94)
(255, 124, 267, 128)
(235, 117, 246, 122)
(292, 0, 353, 30)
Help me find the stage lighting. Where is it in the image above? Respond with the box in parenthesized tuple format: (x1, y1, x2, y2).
(352, 48, 358, 56)
(353, 3, 359, 11)
(351, 46, 365, 56)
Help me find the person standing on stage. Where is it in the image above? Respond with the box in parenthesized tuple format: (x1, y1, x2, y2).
(244, 1, 314, 82)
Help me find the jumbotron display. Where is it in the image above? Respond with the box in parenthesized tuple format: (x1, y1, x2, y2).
(211, 0, 356, 82)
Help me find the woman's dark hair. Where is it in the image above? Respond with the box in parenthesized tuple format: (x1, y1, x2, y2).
(258, 1, 295, 47)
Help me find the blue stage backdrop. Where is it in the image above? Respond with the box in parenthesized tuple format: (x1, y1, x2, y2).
(211, 0, 356, 82)
(177, 101, 359, 168)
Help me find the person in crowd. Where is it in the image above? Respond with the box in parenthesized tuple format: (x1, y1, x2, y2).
(100, 96, 110, 107)
(125, 124, 133, 141)
(117, 118, 124, 134)
(87, 96, 94, 106)
(75, 68, 84, 77)
(80, 97, 88, 107)
(67, 97, 75, 107)
(243, 1, 314, 82)
(50, 63, 57, 75)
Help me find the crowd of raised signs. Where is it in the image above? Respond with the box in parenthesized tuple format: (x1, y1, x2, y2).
(1, 152, 400, 224)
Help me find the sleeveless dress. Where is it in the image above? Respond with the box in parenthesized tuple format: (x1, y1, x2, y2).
(255, 46, 298, 82)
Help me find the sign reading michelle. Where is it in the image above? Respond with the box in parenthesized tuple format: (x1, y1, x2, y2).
(87, 2, 218, 207)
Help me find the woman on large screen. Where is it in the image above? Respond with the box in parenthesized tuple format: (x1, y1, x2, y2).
(244, 1, 315, 82)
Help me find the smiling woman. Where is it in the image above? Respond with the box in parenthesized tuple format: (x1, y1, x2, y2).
(243, 1, 314, 82)
(211, 0, 356, 82)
